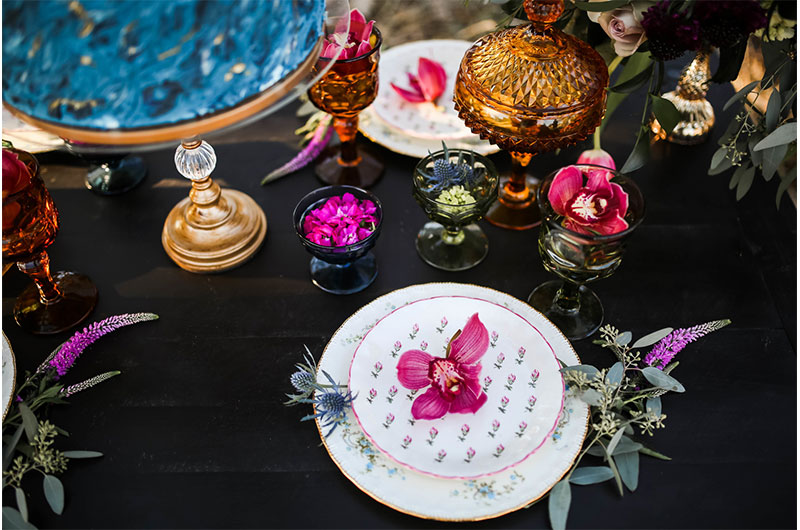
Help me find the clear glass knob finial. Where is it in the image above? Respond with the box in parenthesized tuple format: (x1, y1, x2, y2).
(175, 140, 217, 181)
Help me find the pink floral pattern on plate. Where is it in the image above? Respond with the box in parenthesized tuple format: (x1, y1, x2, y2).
(349, 296, 564, 479)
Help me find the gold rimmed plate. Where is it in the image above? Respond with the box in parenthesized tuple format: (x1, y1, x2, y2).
(314, 283, 588, 521)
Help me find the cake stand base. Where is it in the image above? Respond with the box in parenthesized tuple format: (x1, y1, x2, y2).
(162, 189, 267, 273)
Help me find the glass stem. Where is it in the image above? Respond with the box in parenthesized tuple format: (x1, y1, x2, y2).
(552, 280, 581, 314)
(503, 151, 533, 201)
(333, 116, 361, 167)
(16, 251, 62, 304)
(441, 226, 465, 246)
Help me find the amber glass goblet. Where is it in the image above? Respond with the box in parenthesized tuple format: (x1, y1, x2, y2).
(454, 0, 609, 230)
(2, 146, 97, 334)
(307, 27, 383, 188)
(528, 165, 644, 340)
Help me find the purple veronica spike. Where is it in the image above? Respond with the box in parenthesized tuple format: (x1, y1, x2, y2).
(47, 313, 158, 377)
(644, 319, 730, 370)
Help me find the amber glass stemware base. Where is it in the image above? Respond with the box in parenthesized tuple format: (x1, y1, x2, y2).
(13, 264, 98, 335)
(314, 118, 384, 188)
(485, 152, 540, 230)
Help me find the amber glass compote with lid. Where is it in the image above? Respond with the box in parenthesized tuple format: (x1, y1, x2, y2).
(454, 0, 609, 230)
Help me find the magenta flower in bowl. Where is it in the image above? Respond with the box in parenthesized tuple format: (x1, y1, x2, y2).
(529, 164, 645, 340)
(293, 185, 383, 295)
(395, 313, 489, 420)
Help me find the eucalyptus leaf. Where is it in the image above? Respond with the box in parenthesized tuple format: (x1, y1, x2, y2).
(645, 396, 662, 416)
(606, 427, 626, 456)
(765, 90, 782, 132)
(708, 156, 734, 176)
(548, 479, 571, 530)
(642, 366, 685, 392)
(621, 130, 650, 173)
(735, 165, 756, 201)
(639, 446, 672, 460)
(580, 389, 604, 406)
(607, 362, 624, 386)
(2, 507, 37, 530)
(610, 64, 654, 94)
(615, 451, 640, 491)
(624, 424, 634, 435)
(613, 436, 643, 455)
(749, 133, 764, 168)
(18, 403, 38, 443)
(569, 466, 615, 485)
(607, 455, 625, 496)
(562, 364, 599, 379)
(3, 424, 25, 472)
(586, 445, 607, 458)
(15, 488, 28, 522)
(43, 475, 64, 515)
(631, 328, 673, 349)
(776, 165, 797, 209)
(722, 80, 760, 111)
(650, 95, 681, 135)
(753, 122, 796, 151)
(709, 146, 728, 171)
(62, 450, 103, 459)
(615, 331, 632, 346)
(762, 143, 789, 181)
(729, 166, 742, 190)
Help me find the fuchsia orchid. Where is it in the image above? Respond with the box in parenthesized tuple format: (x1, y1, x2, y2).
(321, 9, 375, 60)
(390, 58, 447, 104)
(396, 313, 489, 421)
(577, 148, 616, 170)
(302, 193, 378, 247)
(547, 165, 630, 236)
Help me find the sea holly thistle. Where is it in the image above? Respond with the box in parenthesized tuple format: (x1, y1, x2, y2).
(2, 312, 157, 527)
(543, 319, 729, 530)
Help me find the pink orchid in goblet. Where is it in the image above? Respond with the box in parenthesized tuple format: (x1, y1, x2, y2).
(547, 165, 629, 236)
(390, 58, 447, 104)
(396, 313, 489, 420)
(321, 8, 375, 60)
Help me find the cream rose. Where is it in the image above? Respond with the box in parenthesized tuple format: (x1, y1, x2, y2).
(588, 1, 652, 57)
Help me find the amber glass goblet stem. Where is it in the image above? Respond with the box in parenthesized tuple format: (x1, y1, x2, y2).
(505, 151, 534, 200)
(16, 251, 62, 304)
(333, 116, 362, 166)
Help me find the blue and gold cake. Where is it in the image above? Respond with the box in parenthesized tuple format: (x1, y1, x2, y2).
(2, 0, 325, 131)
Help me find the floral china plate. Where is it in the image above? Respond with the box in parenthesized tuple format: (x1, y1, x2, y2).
(371, 40, 479, 141)
(349, 296, 564, 479)
(2, 332, 16, 421)
(316, 283, 589, 521)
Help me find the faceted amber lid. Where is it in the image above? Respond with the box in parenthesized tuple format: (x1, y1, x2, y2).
(454, 0, 609, 154)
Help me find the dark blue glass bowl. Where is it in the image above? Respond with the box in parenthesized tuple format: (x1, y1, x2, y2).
(293, 185, 383, 294)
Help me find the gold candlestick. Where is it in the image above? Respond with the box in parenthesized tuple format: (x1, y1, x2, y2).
(161, 139, 267, 273)
(651, 48, 715, 144)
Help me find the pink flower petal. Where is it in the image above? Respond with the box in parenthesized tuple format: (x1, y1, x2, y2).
(548, 166, 583, 215)
(411, 387, 451, 420)
(594, 213, 629, 235)
(448, 378, 487, 414)
(407, 73, 422, 92)
(577, 148, 616, 170)
(349, 8, 366, 26)
(355, 40, 372, 57)
(448, 313, 489, 365)
(397, 350, 434, 389)
(417, 57, 446, 102)
(608, 181, 629, 218)
(390, 82, 426, 102)
(586, 170, 612, 194)
(360, 20, 374, 43)
(458, 362, 482, 381)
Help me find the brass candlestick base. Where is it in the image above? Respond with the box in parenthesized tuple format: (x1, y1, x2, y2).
(162, 140, 267, 273)
(651, 48, 715, 145)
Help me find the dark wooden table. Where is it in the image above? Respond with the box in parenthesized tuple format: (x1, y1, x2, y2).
(2, 83, 796, 529)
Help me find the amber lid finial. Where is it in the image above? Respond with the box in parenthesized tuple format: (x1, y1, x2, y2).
(524, 0, 564, 25)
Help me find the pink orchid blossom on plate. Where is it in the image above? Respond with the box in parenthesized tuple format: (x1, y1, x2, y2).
(547, 165, 630, 236)
(390, 58, 447, 104)
(396, 313, 489, 420)
(321, 8, 375, 60)
(577, 148, 616, 171)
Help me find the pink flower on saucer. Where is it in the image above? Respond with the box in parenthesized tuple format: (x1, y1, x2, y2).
(396, 313, 489, 420)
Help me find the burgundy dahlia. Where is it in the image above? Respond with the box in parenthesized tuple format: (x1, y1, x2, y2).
(693, 0, 768, 48)
(640, 1, 701, 61)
